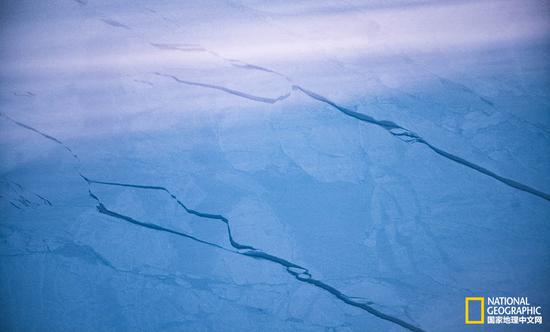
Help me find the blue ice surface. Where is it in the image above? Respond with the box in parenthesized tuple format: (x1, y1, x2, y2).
(1, 1, 549, 331)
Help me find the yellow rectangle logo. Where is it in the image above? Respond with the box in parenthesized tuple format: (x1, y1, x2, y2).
(465, 297, 485, 324)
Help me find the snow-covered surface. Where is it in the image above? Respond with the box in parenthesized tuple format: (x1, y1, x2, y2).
(1, 1, 549, 331)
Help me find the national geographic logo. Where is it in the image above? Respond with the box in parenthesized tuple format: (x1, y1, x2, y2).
(465, 297, 543, 325)
(465, 297, 484, 324)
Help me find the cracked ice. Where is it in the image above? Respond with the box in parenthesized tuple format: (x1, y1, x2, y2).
(1, 1, 549, 331)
